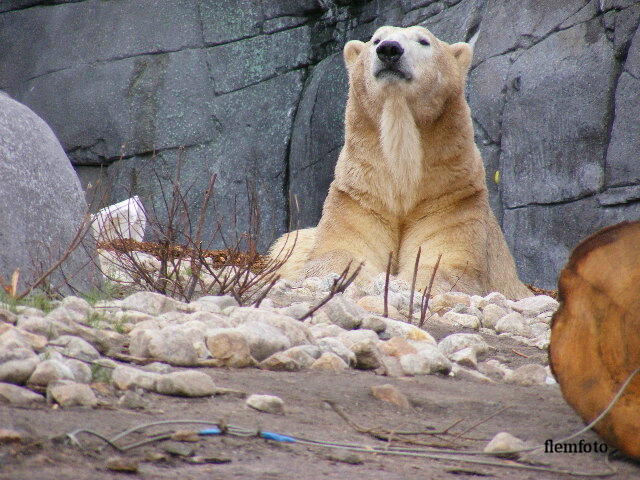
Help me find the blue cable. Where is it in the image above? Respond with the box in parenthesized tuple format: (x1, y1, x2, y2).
(198, 427, 296, 443)
(260, 431, 297, 443)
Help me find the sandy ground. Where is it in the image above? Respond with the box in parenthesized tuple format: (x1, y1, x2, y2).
(1, 328, 639, 480)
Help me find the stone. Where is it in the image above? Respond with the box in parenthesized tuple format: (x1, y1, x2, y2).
(504, 364, 548, 386)
(147, 328, 200, 366)
(310, 352, 349, 372)
(230, 309, 313, 346)
(360, 315, 387, 333)
(481, 304, 509, 329)
(235, 321, 291, 361)
(0, 309, 17, 325)
(0, 382, 45, 405)
(0, 326, 47, 352)
(49, 335, 101, 361)
(440, 311, 481, 330)
(61, 296, 92, 318)
(510, 295, 559, 317)
(316, 338, 356, 367)
(246, 394, 284, 414)
(350, 339, 384, 370)
(205, 329, 255, 368)
(195, 295, 238, 310)
(484, 432, 526, 458)
(64, 358, 92, 384)
(482, 292, 511, 310)
(47, 380, 98, 407)
(399, 347, 452, 376)
(430, 292, 471, 313)
(118, 390, 148, 410)
(451, 365, 493, 383)
(449, 347, 478, 368)
(326, 449, 364, 465)
(337, 329, 379, 349)
(494, 313, 533, 337)
(309, 323, 347, 339)
(0, 356, 39, 385)
(0, 428, 25, 443)
(28, 359, 75, 386)
(356, 296, 400, 318)
(370, 384, 410, 410)
(0, 92, 97, 294)
(382, 318, 436, 343)
(321, 295, 366, 330)
(437, 333, 489, 357)
(112, 366, 160, 391)
(120, 291, 177, 316)
(259, 348, 315, 371)
(105, 457, 139, 473)
(156, 371, 216, 397)
(380, 337, 418, 357)
(477, 360, 511, 381)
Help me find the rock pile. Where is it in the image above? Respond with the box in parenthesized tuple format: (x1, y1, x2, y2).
(0, 274, 559, 408)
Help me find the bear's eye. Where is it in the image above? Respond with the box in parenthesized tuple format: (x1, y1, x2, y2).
(418, 38, 430, 46)
(372, 38, 380, 45)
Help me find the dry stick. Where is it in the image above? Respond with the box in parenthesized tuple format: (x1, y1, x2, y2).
(297, 262, 363, 321)
(418, 253, 442, 329)
(407, 246, 422, 320)
(452, 406, 512, 440)
(383, 251, 393, 318)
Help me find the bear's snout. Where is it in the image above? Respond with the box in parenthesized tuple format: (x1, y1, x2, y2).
(376, 41, 403, 64)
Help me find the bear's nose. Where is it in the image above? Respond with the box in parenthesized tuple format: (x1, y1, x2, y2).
(376, 41, 404, 64)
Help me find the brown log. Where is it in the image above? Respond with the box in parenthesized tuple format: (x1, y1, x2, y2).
(550, 220, 640, 458)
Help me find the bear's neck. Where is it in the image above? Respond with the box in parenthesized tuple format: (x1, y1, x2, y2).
(342, 92, 481, 214)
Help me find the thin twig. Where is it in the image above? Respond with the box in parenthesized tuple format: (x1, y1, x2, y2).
(408, 246, 421, 320)
(418, 253, 442, 329)
(383, 251, 393, 318)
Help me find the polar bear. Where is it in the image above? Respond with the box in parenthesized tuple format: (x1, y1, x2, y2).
(270, 26, 531, 299)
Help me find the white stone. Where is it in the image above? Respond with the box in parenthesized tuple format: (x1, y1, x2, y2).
(49, 335, 101, 361)
(63, 358, 92, 384)
(155, 371, 216, 397)
(399, 346, 451, 376)
(337, 329, 379, 349)
(260, 348, 315, 371)
(484, 432, 525, 457)
(441, 311, 481, 329)
(205, 329, 255, 367)
(482, 292, 510, 310)
(0, 382, 45, 405)
(494, 312, 532, 337)
(350, 339, 383, 370)
(194, 295, 238, 310)
(309, 323, 347, 339)
(61, 296, 93, 319)
(28, 359, 75, 386)
(510, 295, 559, 317)
(360, 315, 387, 333)
(430, 292, 471, 313)
(0, 357, 39, 385)
(321, 295, 366, 330)
(120, 291, 177, 316)
(246, 394, 284, 414)
(316, 337, 356, 366)
(438, 333, 489, 357)
(230, 308, 313, 346)
(382, 318, 436, 343)
(504, 364, 547, 386)
(450, 347, 478, 368)
(235, 321, 291, 361)
(481, 303, 508, 329)
(310, 352, 349, 372)
(47, 380, 98, 407)
(112, 365, 160, 391)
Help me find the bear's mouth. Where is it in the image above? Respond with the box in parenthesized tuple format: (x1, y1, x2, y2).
(374, 67, 412, 81)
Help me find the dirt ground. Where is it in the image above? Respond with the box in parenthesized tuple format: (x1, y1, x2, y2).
(1, 327, 639, 480)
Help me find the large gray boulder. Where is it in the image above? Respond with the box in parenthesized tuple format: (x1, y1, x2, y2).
(0, 92, 97, 294)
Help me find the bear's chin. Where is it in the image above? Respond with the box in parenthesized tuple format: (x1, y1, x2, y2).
(374, 68, 412, 82)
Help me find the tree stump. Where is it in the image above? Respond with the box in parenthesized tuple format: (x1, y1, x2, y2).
(550, 220, 640, 459)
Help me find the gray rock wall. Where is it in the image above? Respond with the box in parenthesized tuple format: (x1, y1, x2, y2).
(1, 0, 639, 289)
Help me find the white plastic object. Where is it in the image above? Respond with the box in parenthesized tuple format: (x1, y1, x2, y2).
(91, 196, 146, 243)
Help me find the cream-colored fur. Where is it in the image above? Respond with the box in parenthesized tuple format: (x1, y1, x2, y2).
(270, 26, 531, 299)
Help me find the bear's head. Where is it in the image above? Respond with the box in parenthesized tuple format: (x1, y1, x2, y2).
(343, 26, 472, 123)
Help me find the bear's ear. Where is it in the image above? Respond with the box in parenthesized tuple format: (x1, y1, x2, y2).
(343, 40, 365, 69)
(450, 42, 473, 75)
